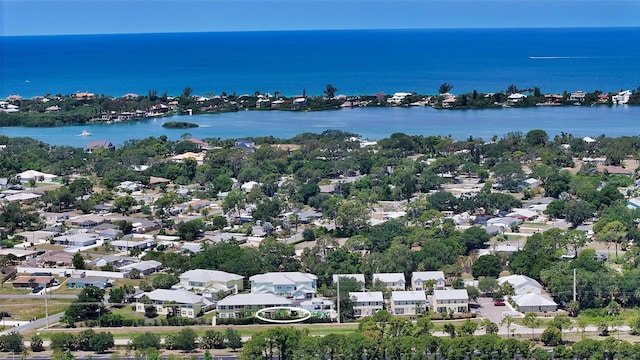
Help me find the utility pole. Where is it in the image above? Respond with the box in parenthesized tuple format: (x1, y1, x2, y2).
(573, 268, 576, 301)
(44, 287, 49, 328)
(337, 277, 340, 324)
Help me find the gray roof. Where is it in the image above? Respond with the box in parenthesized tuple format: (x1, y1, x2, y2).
(349, 291, 383, 302)
(512, 293, 557, 307)
(180, 269, 243, 283)
(412, 271, 445, 282)
(250, 272, 317, 285)
(391, 291, 427, 302)
(217, 293, 291, 306)
(434, 289, 469, 301)
(136, 289, 202, 304)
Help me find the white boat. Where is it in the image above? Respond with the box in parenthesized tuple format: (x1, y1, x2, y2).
(80, 130, 92, 136)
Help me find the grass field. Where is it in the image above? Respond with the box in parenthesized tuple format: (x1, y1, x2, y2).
(0, 298, 73, 321)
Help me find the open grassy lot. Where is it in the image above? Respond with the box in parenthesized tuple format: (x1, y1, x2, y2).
(0, 297, 73, 321)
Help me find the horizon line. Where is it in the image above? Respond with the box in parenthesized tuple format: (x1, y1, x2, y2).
(2, 25, 639, 38)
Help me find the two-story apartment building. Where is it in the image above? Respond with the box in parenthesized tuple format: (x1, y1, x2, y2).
(250, 272, 317, 299)
(349, 291, 384, 318)
(135, 289, 214, 318)
(179, 269, 244, 295)
(216, 293, 292, 319)
(432, 289, 469, 315)
(372, 273, 406, 290)
(390, 291, 428, 316)
(412, 271, 446, 292)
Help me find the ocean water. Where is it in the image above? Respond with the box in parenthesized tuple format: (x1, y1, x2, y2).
(2, 28, 639, 98)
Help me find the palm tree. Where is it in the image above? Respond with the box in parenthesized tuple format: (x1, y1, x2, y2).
(438, 83, 453, 94)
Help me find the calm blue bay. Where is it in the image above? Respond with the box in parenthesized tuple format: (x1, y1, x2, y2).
(0, 106, 638, 147)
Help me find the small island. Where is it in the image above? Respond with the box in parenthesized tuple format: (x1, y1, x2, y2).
(162, 121, 199, 129)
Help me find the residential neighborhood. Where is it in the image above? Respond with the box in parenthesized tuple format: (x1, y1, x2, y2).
(2, 125, 640, 357)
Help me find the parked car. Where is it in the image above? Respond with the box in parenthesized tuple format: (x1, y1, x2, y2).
(32, 286, 44, 294)
(469, 303, 481, 309)
(0, 311, 11, 317)
(494, 300, 506, 306)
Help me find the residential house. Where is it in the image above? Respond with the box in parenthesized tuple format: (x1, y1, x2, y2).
(179, 269, 244, 295)
(512, 293, 558, 312)
(234, 139, 256, 151)
(52, 233, 100, 247)
(412, 271, 446, 291)
(216, 293, 292, 319)
(569, 91, 587, 103)
(135, 289, 213, 318)
(110, 237, 156, 251)
(612, 90, 632, 105)
(17, 170, 57, 183)
(119, 260, 162, 275)
(498, 275, 543, 295)
(332, 274, 365, 291)
(85, 141, 115, 153)
(12, 275, 57, 289)
(373, 273, 406, 290)
(300, 298, 335, 319)
(67, 276, 111, 289)
(250, 272, 317, 299)
(507, 93, 527, 104)
(387, 92, 413, 105)
(349, 291, 384, 318)
(432, 289, 469, 314)
(486, 217, 522, 230)
(390, 291, 428, 315)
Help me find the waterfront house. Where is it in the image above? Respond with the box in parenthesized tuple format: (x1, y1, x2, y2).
(179, 269, 244, 294)
(498, 275, 543, 295)
(250, 272, 317, 299)
(85, 141, 115, 153)
(391, 291, 428, 315)
(332, 274, 366, 291)
(135, 289, 213, 318)
(432, 289, 469, 314)
(373, 273, 406, 290)
(612, 90, 632, 105)
(349, 291, 384, 318)
(412, 271, 446, 291)
(569, 91, 587, 103)
(216, 293, 292, 319)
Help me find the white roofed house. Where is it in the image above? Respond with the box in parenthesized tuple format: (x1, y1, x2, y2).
(332, 274, 366, 291)
(119, 260, 162, 275)
(412, 271, 446, 292)
(391, 291, 428, 316)
(498, 275, 543, 295)
(350, 291, 384, 318)
(216, 293, 292, 319)
(17, 170, 57, 183)
(373, 273, 406, 290)
(179, 269, 244, 296)
(512, 293, 558, 313)
(432, 289, 469, 315)
(135, 289, 213, 318)
(250, 272, 317, 299)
